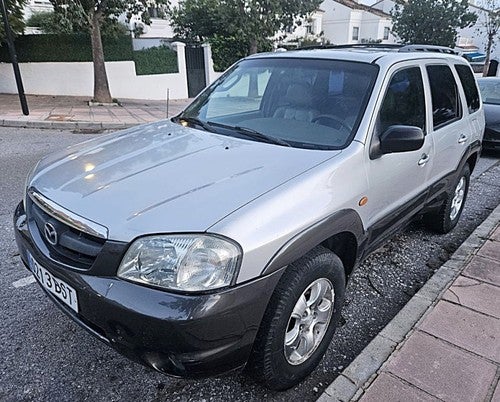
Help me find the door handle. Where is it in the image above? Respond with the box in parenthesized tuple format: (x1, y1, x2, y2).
(458, 134, 468, 144)
(418, 153, 430, 166)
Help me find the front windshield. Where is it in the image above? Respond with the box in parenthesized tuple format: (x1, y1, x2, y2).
(478, 79, 500, 105)
(179, 57, 378, 150)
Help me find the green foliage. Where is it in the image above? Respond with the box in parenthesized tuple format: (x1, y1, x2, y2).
(169, 0, 322, 63)
(0, 34, 178, 76)
(0, 0, 26, 41)
(0, 34, 134, 62)
(133, 45, 179, 75)
(169, 0, 223, 42)
(43, 0, 168, 102)
(209, 34, 253, 71)
(26, 11, 53, 28)
(391, 0, 477, 47)
(26, 10, 129, 37)
(47, 0, 168, 32)
(360, 38, 382, 44)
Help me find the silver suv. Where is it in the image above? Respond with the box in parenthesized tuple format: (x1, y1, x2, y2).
(14, 45, 484, 390)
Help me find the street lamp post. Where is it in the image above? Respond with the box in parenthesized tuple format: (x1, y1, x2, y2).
(0, 0, 29, 115)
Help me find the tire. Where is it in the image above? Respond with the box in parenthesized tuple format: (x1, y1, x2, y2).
(246, 246, 345, 390)
(424, 164, 470, 234)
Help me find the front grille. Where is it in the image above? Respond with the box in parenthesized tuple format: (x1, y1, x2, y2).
(27, 197, 105, 269)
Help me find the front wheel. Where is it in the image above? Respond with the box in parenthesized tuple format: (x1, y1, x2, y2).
(424, 164, 470, 234)
(246, 246, 345, 390)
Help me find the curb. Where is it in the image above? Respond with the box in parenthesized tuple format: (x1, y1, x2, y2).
(318, 202, 500, 402)
(0, 119, 138, 130)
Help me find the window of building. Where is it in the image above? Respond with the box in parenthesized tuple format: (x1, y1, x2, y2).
(352, 27, 359, 41)
(454, 64, 480, 113)
(383, 27, 390, 40)
(426, 65, 462, 128)
(378, 67, 426, 134)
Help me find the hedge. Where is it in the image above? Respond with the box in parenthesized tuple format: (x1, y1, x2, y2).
(0, 34, 178, 75)
(133, 46, 178, 75)
(0, 34, 134, 62)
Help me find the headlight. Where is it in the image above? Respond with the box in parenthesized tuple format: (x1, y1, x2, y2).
(117, 234, 241, 292)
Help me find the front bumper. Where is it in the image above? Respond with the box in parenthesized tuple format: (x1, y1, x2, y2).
(13, 201, 284, 377)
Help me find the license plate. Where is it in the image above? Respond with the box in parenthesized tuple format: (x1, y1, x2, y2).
(28, 252, 79, 313)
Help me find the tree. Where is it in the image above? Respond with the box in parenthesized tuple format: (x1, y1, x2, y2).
(169, 0, 322, 69)
(473, 0, 500, 76)
(391, 0, 477, 48)
(0, 0, 26, 41)
(48, 0, 166, 103)
(26, 10, 128, 37)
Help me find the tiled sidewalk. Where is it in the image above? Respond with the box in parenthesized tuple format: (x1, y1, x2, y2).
(319, 204, 500, 402)
(360, 230, 500, 402)
(0, 94, 191, 129)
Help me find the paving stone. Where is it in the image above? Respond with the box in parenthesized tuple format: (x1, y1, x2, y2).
(463, 255, 500, 286)
(2, 120, 28, 128)
(343, 335, 397, 387)
(492, 380, 500, 402)
(360, 372, 439, 402)
(449, 241, 479, 262)
(0, 94, 191, 130)
(379, 295, 432, 343)
(478, 239, 500, 261)
(25, 121, 53, 129)
(419, 301, 500, 362)
(316, 394, 335, 402)
(492, 226, 500, 242)
(385, 331, 496, 402)
(441, 257, 468, 273)
(417, 267, 457, 302)
(443, 276, 500, 318)
(323, 375, 358, 401)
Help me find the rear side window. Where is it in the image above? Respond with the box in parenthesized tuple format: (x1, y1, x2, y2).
(379, 67, 426, 133)
(426, 65, 461, 128)
(455, 64, 480, 113)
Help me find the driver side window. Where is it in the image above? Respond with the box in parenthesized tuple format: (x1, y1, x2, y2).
(378, 67, 426, 134)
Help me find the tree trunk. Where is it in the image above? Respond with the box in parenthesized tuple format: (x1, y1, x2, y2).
(483, 33, 494, 77)
(249, 38, 258, 55)
(90, 12, 113, 103)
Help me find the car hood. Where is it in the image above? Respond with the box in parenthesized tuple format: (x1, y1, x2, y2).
(30, 121, 340, 241)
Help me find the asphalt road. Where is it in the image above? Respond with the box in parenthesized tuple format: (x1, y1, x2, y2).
(1, 127, 499, 402)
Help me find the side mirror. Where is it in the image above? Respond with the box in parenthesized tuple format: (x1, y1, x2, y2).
(379, 125, 424, 154)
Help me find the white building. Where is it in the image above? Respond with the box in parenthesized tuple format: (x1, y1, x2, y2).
(274, 9, 326, 47)
(23, 0, 52, 21)
(320, 0, 396, 44)
(457, 1, 500, 60)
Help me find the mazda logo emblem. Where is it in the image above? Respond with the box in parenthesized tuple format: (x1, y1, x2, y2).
(44, 222, 58, 246)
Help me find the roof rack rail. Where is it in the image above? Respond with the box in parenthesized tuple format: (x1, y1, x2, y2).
(398, 44, 458, 54)
(297, 43, 459, 55)
(297, 43, 403, 51)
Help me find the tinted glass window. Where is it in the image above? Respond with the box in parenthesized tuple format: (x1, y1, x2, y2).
(379, 67, 425, 133)
(206, 70, 272, 118)
(181, 58, 378, 150)
(477, 78, 500, 104)
(455, 64, 480, 113)
(427, 65, 461, 128)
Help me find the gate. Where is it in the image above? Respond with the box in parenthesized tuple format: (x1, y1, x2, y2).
(185, 45, 207, 98)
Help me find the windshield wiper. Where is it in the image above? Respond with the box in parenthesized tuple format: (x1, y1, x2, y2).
(174, 116, 215, 132)
(206, 121, 292, 147)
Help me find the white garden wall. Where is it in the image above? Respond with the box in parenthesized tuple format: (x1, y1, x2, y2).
(202, 44, 224, 85)
(0, 42, 189, 100)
